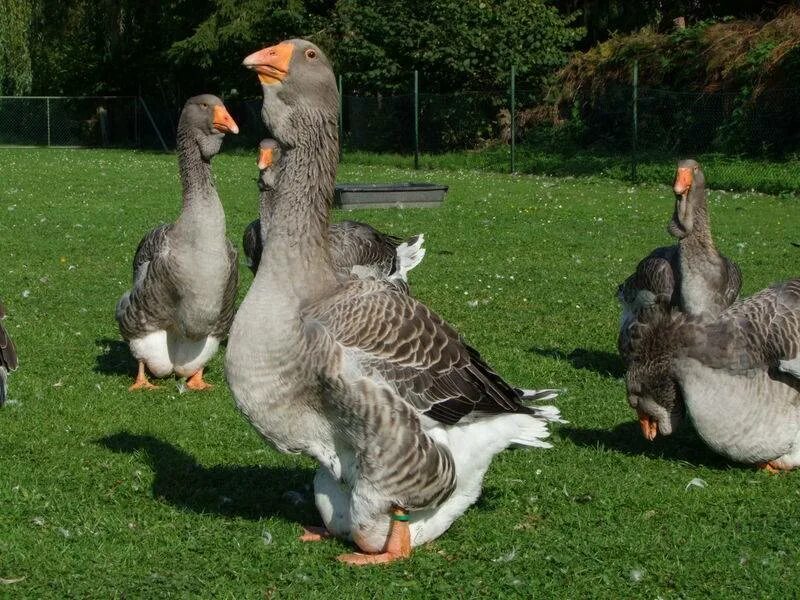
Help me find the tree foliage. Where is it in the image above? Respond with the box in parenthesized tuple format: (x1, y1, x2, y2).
(330, 0, 583, 95)
(0, 0, 36, 94)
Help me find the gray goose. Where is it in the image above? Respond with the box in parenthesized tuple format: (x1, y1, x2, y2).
(0, 300, 18, 406)
(242, 141, 425, 283)
(226, 39, 561, 565)
(618, 160, 742, 439)
(116, 94, 239, 391)
(626, 278, 800, 471)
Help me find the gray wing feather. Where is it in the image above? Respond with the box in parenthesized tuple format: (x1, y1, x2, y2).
(304, 280, 542, 426)
(0, 300, 18, 407)
(686, 279, 800, 375)
(211, 240, 240, 338)
(242, 219, 262, 275)
(116, 227, 179, 340)
(132, 224, 171, 280)
(329, 220, 401, 277)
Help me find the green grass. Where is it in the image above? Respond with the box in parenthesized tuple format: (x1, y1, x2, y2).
(342, 147, 800, 197)
(0, 147, 799, 598)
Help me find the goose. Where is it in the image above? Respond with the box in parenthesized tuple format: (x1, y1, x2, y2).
(116, 94, 240, 391)
(226, 39, 562, 565)
(0, 300, 18, 407)
(626, 278, 800, 471)
(618, 160, 742, 439)
(242, 141, 425, 283)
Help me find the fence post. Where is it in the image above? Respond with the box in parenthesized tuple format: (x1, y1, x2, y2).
(138, 96, 169, 152)
(337, 74, 343, 154)
(46, 97, 51, 147)
(413, 70, 419, 170)
(631, 59, 638, 184)
(510, 65, 516, 174)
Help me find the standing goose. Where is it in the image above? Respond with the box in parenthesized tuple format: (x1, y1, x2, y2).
(618, 160, 741, 439)
(0, 300, 18, 406)
(226, 39, 561, 565)
(626, 278, 800, 470)
(242, 141, 425, 283)
(116, 94, 239, 391)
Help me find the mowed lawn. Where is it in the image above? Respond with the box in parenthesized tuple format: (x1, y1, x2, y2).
(0, 147, 798, 598)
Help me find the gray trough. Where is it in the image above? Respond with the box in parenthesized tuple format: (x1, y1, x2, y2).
(334, 183, 447, 209)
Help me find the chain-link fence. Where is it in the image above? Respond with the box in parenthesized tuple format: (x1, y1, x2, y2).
(0, 96, 142, 148)
(2, 79, 800, 194)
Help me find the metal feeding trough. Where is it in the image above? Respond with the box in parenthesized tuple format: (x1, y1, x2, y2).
(334, 183, 448, 209)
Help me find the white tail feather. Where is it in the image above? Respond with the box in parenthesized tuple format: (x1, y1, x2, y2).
(393, 234, 426, 282)
(516, 387, 563, 402)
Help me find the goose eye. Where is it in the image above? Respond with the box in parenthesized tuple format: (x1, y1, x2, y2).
(305, 49, 317, 59)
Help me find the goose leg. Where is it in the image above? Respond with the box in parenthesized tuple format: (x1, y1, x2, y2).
(185, 368, 213, 391)
(129, 361, 158, 391)
(759, 460, 791, 474)
(337, 508, 411, 565)
(299, 525, 331, 542)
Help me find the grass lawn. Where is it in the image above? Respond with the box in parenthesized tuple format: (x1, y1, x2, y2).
(343, 148, 800, 197)
(1, 147, 798, 598)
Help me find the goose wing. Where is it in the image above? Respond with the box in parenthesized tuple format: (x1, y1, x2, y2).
(0, 301, 18, 407)
(242, 219, 262, 274)
(212, 240, 240, 338)
(132, 224, 172, 280)
(303, 279, 536, 426)
(687, 279, 800, 378)
(618, 247, 678, 361)
(720, 256, 743, 307)
(116, 225, 177, 339)
(330, 221, 401, 277)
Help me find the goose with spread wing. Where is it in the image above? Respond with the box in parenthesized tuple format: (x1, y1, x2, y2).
(618, 160, 741, 439)
(627, 278, 800, 470)
(225, 40, 561, 565)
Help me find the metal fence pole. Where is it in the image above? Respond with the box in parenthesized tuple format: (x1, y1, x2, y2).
(138, 96, 169, 152)
(413, 70, 419, 170)
(46, 97, 51, 147)
(631, 59, 638, 184)
(338, 74, 343, 153)
(510, 65, 516, 174)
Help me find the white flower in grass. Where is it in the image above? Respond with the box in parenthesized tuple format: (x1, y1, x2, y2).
(492, 547, 517, 563)
(685, 477, 707, 490)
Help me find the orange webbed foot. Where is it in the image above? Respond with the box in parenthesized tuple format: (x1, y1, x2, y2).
(759, 461, 789, 474)
(129, 362, 159, 391)
(185, 369, 213, 391)
(299, 525, 332, 542)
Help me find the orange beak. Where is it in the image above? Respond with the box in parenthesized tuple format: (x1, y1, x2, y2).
(258, 146, 274, 170)
(637, 409, 658, 441)
(212, 105, 239, 134)
(242, 42, 294, 85)
(673, 167, 693, 197)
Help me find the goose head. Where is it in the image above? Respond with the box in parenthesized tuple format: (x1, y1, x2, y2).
(179, 94, 239, 161)
(242, 39, 338, 148)
(668, 159, 706, 239)
(257, 138, 281, 192)
(624, 307, 686, 440)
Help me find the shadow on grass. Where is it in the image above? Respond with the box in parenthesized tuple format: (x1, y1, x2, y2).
(529, 346, 625, 379)
(559, 420, 733, 470)
(97, 432, 317, 523)
(94, 337, 135, 376)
